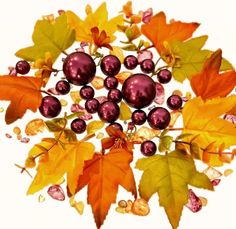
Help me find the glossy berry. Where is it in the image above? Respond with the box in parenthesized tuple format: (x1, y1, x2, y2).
(122, 73, 156, 109)
(124, 55, 138, 70)
(71, 118, 86, 134)
(39, 96, 61, 118)
(141, 140, 157, 157)
(63, 52, 96, 86)
(15, 60, 30, 75)
(100, 55, 121, 76)
(85, 98, 99, 114)
(167, 95, 183, 110)
(108, 122, 123, 134)
(157, 69, 172, 84)
(55, 80, 70, 95)
(80, 85, 94, 100)
(98, 101, 120, 123)
(132, 110, 147, 125)
(107, 89, 122, 103)
(104, 76, 118, 89)
(140, 59, 155, 74)
(148, 107, 170, 130)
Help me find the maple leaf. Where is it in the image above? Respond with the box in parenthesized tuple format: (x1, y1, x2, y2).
(66, 3, 123, 48)
(190, 49, 236, 99)
(15, 14, 75, 63)
(141, 12, 199, 55)
(0, 76, 43, 124)
(136, 150, 213, 229)
(182, 96, 236, 165)
(27, 139, 95, 195)
(73, 148, 137, 228)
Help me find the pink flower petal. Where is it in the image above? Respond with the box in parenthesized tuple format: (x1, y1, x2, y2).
(224, 114, 236, 124)
(95, 96, 108, 104)
(137, 50, 153, 63)
(47, 185, 65, 201)
(154, 83, 165, 105)
(70, 104, 93, 121)
(185, 189, 202, 213)
(211, 179, 221, 186)
(142, 8, 153, 24)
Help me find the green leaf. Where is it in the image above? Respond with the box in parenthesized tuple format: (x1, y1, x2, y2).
(15, 14, 75, 63)
(45, 120, 63, 132)
(158, 135, 173, 152)
(125, 24, 141, 41)
(136, 150, 213, 229)
(121, 44, 137, 51)
(63, 129, 77, 142)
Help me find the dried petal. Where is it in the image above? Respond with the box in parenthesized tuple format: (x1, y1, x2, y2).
(125, 200, 133, 213)
(224, 169, 233, 177)
(211, 179, 221, 186)
(17, 134, 22, 140)
(13, 127, 21, 135)
(132, 126, 160, 143)
(25, 119, 45, 136)
(20, 137, 30, 143)
(47, 185, 65, 201)
(169, 111, 181, 128)
(224, 114, 236, 124)
(154, 82, 165, 105)
(137, 50, 153, 63)
(5, 133, 12, 138)
(185, 189, 202, 213)
(70, 91, 82, 103)
(115, 207, 126, 214)
(132, 198, 150, 216)
(118, 200, 127, 208)
(69, 196, 84, 215)
(0, 107, 4, 112)
(128, 122, 135, 131)
(115, 71, 132, 84)
(91, 76, 104, 89)
(142, 8, 153, 24)
(71, 104, 92, 121)
(96, 132, 104, 139)
(95, 96, 108, 104)
(172, 90, 183, 97)
(203, 166, 222, 180)
(60, 99, 68, 106)
(38, 194, 46, 203)
(199, 196, 208, 207)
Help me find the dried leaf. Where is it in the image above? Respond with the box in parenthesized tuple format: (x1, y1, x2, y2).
(132, 126, 160, 143)
(115, 71, 132, 84)
(87, 120, 104, 134)
(119, 101, 132, 121)
(91, 76, 104, 89)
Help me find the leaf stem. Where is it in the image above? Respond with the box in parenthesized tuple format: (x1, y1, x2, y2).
(40, 90, 51, 96)
(138, 45, 154, 53)
(62, 50, 68, 56)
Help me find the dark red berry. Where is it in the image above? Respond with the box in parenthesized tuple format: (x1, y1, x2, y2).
(71, 118, 86, 134)
(104, 76, 118, 89)
(141, 140, 157, 157)
(108, 122, 123, 134)
(132, 110, 147, 125)
(39, 96, 61, 118)
(98, 101, 120, 123)
(157, 69, 172, 84)
(167, 95, 183, 110)
(107, 89, 122, 103)
(100, 55, 121, 76)
(55, 80, 70, 95)
(124, 55, 138, 70)
(140, 59, 155, 74)
(147, 107, 170, 130)
(80, 85, 94, 100)
(15, 60, 30, 75)
(122, 73, 156, 109)
(85, 98, 99, 114)
(63, 52, 96, 86)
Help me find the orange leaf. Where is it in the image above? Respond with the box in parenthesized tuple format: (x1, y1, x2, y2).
(191, 50, 236, 100)
(0, 76, 43, 124)
(141, 12, 199, 54)
(75, 149, 137, 228)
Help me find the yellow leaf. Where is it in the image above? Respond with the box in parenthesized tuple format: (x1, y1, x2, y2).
(110, 46, 124, 63)
(182, 96, 236, 166)
(86, 120, 105, 134)
(119, 101, 132, 120)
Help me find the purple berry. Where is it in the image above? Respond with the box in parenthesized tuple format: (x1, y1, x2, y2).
(85, 98, 99, 114)
(98, 101, 120, 123)
(147, 107, 170, 130)
(132, 110, 147, 125)
(108, 122, 123, 134)
(63, 52, 96, 86)
(39, 96, 61, 118)
(107, 89, 122, 103)
(55, 80, 70, 95)
(100, 55, 121, 76)
(15, 60, 30, 75)
(167, 95, 183, 110)
(124, 55, 138, 70)
(157, 69, 172, 84)
(141, 140, 157, 157)
(80, 85, 94, 100)
(140, 59, 155, 74)
(71, 118, 86, 134)
(104, 76, 118, 89)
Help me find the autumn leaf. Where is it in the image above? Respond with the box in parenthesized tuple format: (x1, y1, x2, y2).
(119, 101, 132, 120)
(109, 46, 124, 63)
(16, 14, 75, 63)
(27, 139, 95, 195)
(74, 148, 137, 228)
(182, 96, 236, 165)
(66, 3, 123, 48)
(0, 76, 43, 124)
(136, 150, 213, 229)
(87, 120, 104, 134)
(141, 12, 199, 55)
(190, 49, 236, 99)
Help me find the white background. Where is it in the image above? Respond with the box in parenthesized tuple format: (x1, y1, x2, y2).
(0, 0, 236, 229)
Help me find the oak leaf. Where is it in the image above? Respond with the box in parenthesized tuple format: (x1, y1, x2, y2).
(0, 76, 43, 124)
(190, 49, 236, 99)
(136, 150, 213, 229)
(141, 12, 199, 55)
(16, 14, 75, 63)
(74, 148, 137, 228)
